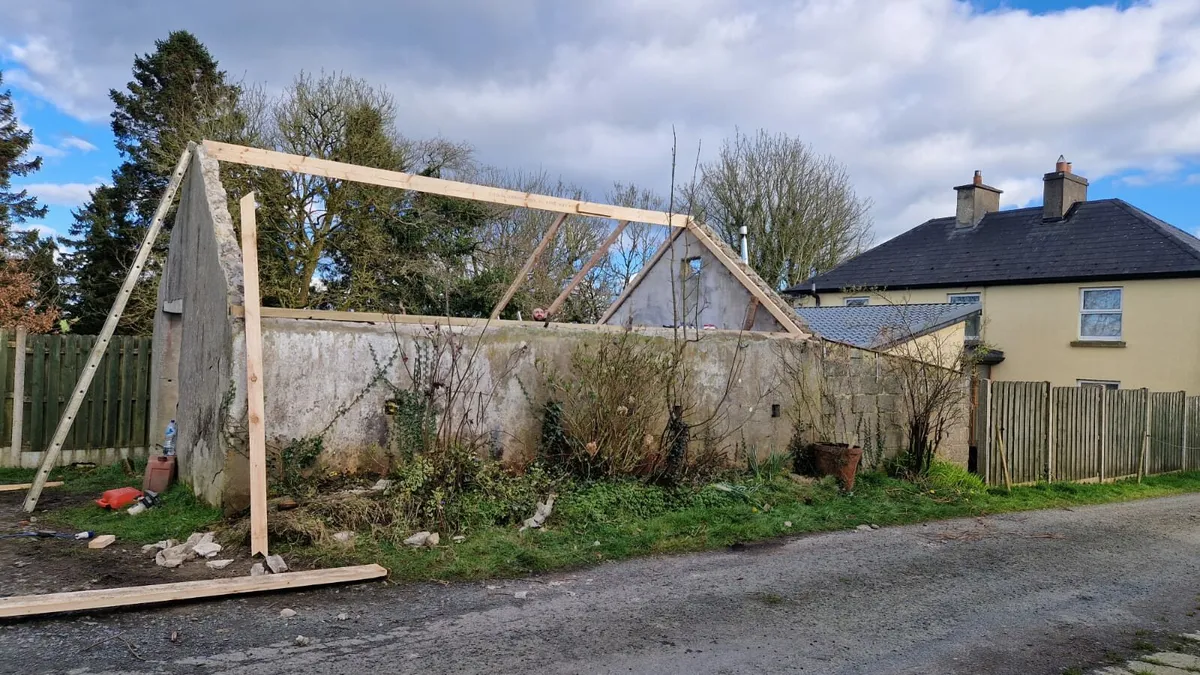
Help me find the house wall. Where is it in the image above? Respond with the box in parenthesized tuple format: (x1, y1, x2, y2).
(885, 322, 966, 370)
(804, 278, 1200, 391)
(604, 229, 786, 332)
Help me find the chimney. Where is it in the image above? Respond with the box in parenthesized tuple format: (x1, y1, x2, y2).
(1042, 155, 1088, 221)
(953, 170, 1002, 227)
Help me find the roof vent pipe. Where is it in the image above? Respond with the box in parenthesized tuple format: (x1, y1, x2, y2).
(739, 225, 749, 264)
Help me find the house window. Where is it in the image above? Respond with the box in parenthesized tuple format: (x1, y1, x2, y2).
(844, 297, 868, 307)
(1080, 287, 1122, 340)
(1077, 379, 1119, 390)
(680, 257, 703, 319)
(947, 293, 981, 340)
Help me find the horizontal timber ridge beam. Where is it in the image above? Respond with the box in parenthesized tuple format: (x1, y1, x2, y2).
(202, 140, 691, 228)
(228, 305, 805, 339)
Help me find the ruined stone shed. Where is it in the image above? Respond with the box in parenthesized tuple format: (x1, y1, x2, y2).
(149, 143, 969, 511)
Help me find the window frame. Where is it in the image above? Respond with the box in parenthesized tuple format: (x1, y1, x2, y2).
(843, 296, 869, 307)
(1077, 379, 1119, 390)
(1078, 287, 1123, 341)
(947, 293, 982, 340)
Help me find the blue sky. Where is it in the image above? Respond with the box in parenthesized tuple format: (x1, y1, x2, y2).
(2, 0, 1198, 243)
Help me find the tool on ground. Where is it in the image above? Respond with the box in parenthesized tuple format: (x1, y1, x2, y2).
(127, 490, 160, 515)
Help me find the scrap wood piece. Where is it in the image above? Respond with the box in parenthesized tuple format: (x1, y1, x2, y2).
(239, 192, 269, 558)
(0, 482, 62, 493)
(0, 564, 388, 619)
(88, 535, 116, 549)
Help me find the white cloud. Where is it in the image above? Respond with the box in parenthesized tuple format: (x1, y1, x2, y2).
(28, 141, 66, 159)
(59, 135, 96, 152)
(20, 182, 100, 208)
(1, 0, 1199, 238)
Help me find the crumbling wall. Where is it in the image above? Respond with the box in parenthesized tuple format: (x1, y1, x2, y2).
(148, 148, 245, 507)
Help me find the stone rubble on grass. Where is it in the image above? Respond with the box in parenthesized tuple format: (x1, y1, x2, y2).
(452, 535, 466, 543)
(250, 563, 266, 577)
(154, 532, 218, 568)
(332, 531, 355, 545)
(192, 541, 223, 559)
(371, 479, 393, 492)
(294, 636, 311, 647)
(783, 521, 792, 528)
(279, 608, 296, 618)
(206, 559, 234, 570)
(142, 539, 178, 555)
(404, 531, 440, 547)
(265, 554, 289, 574)
(855, 524, 873, 532)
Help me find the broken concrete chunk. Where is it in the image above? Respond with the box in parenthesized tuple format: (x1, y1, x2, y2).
(332, 531, 355, 546)
(192, 541, 223, 559)
(783, 521, 793, 528)
(370, 479, 393, 492)
(294, 635, 311, 647)
(250, 563, 266, 577)
(425, 532, 440, 547)
(265, 554, 289, 574)
(452, 535, 466, 543)
(520, 494, 556, 531)
(206, 559, 234, 570)
(404, 531, 431, 547)
(279, 608, 296, 618)
(855, 524, 873, 531)
(156, 549, 186, 568)
(141, 543, 160, 554)
(514, 591, 529, 599)
(337, 613, 348, 621)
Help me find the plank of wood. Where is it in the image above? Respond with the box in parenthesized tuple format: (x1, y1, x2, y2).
(239, 192, 269, 557)
(203, 140, 690, 228)
(741, 297, 761, 331)
(88, 534, 116, 549)
(233, 306, 631, 334)
(22, 144, 194, 513)
(0, 564, 387, 619)
(8, 326, 25, 466)
(0, 481, 61, 492)
(996, 426, 1013, 492)
(491, 213, 568, 321)
(546, 220, 630, 320)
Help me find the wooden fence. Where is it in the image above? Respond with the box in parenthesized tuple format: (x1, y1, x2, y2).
(1, 330, 153, 468)
(981, 380, 1198, 485)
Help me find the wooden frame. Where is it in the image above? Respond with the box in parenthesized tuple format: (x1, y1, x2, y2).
(239, 193, 269, 557)
(0, 564, 387, 618)
(22, 144, 195, 513)
(490, 213, 568, 320)
(546, 220, 630, 320)
(202, 141, 689, 227)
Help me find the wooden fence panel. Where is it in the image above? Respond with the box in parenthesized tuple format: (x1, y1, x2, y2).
(1104, 389, 1146, 480)
(1149, 391, 1186, 474)
(990, 381, 1049, 484)
(1052, 386, 1101, 482)
(0, 332, 154, 465)
(1186, 396, 1199, 472)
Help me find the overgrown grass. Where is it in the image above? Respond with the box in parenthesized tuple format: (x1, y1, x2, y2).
(1, 460, 222, 543)
(292, 467, 1200, 583)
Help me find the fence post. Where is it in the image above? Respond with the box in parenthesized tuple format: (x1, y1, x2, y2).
(1138, 388, 1151, 483)
(982, 379, 992, 485)
(1183, 391, 1189, 473)
(1045, 381, 1054, 482)
(8, 326, 26, 468)
(1098, 387, 1107, 482)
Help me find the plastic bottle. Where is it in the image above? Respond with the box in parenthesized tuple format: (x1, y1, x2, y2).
(163, 420, 177, 456)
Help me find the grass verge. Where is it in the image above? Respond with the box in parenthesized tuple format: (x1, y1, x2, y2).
(291, 468, 1200, 583)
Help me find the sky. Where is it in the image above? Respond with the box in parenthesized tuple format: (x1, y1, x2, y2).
(1, 0, 1198, 246)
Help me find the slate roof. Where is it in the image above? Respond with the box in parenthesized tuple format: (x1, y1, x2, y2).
(794, 303, 981, 349)
(785, 199, 1200, 294)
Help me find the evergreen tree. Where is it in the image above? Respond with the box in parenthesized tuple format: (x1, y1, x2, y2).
(0, 71, 59, 332)
(62, 31, 244, 333)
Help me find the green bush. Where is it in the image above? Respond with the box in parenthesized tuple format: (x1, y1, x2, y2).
(926, 461, 985, 493)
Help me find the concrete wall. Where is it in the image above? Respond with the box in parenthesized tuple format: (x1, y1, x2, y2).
(604, 229, 786, 332)
(204, 317, 958, 510)
(803, 279, 1200, 391)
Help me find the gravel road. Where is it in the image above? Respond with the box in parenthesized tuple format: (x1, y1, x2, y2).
(3, 494, 1200, 674)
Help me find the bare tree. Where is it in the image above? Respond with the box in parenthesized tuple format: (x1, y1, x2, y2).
(687, 128, 873, 290)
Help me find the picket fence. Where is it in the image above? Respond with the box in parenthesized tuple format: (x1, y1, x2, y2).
(1, 329, 154, 468)
(980, 380, 1200, 485)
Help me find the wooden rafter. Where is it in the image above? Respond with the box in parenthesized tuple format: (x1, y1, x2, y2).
(490, 213, 568, 321)
(202, 141, 690, 227)
(545, 220, 630, 320)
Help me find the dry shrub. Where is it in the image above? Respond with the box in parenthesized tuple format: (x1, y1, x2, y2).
(542, 332, 675, 479)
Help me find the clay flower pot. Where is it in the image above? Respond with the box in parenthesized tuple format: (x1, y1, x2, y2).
(812, 443, 864, 491)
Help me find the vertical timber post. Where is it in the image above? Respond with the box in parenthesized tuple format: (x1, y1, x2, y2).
(1045, 381, 1054, 483)
(240, 192, 269, 558)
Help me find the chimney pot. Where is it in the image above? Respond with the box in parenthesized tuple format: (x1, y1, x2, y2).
(1055, 155, 1069, 173)
(973, 170, 982, 185)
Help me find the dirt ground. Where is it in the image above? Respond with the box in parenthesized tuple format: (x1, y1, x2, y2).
(0, 490, 252, 597)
